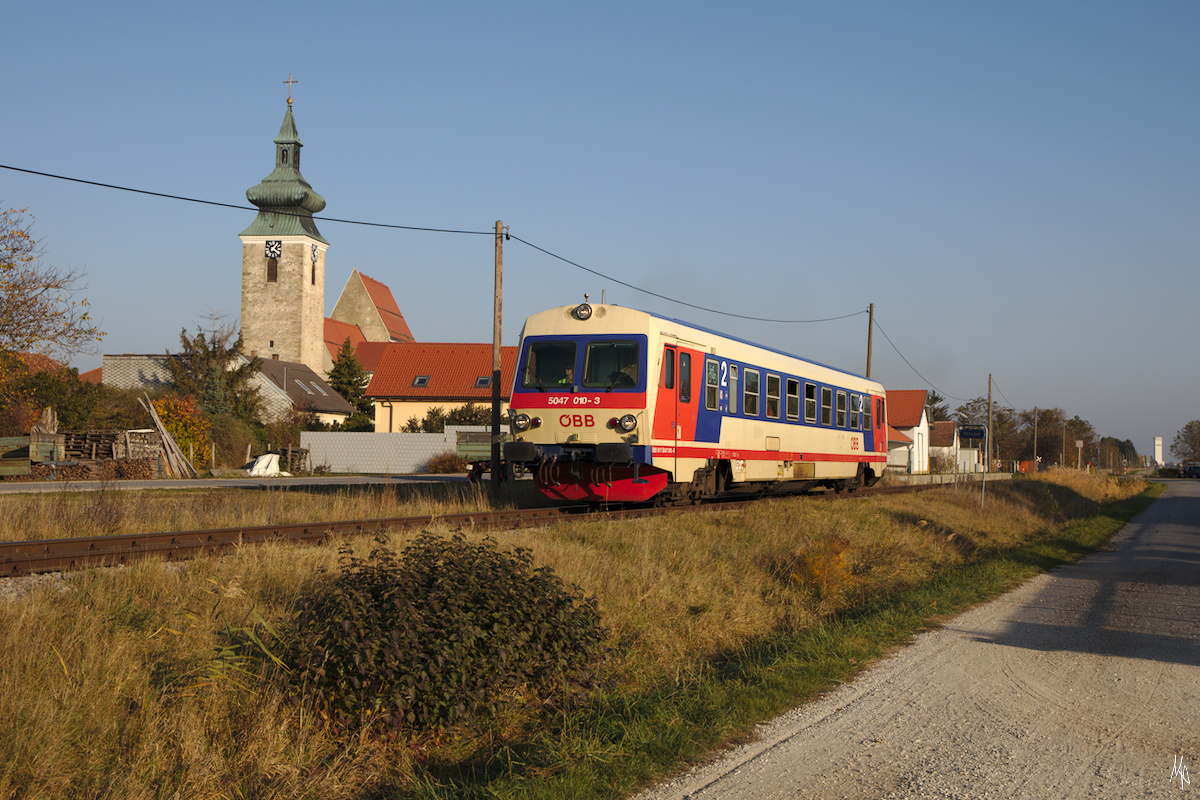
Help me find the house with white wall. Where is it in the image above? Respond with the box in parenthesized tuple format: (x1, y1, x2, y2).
(887, 389, 929, 473)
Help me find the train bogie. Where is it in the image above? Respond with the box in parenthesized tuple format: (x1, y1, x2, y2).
(504, 301, 888, 504)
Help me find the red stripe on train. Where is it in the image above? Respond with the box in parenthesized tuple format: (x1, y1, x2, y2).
(511, 392, 647, 410)
(651, 444, 887, 464)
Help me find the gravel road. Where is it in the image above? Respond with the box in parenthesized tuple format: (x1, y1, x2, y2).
(636, 480, 1199, 800)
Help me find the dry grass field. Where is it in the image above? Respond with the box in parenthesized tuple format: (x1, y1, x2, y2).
(0, 470, 1153, 799)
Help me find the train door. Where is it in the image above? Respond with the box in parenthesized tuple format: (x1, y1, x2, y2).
(652, 344, 680, 477)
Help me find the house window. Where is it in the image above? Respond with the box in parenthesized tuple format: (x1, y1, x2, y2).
(412, 376, 430, 388)
(744, 369, 760, 416)
(294, 379, 314, 395)
(311, 382, 328, 396)
(267, 257, 278, 282)
(475, 376, 492, 388)
(786, 378, 799, 421)
(836, 391, 847, 427)
(821, 387, 832, 426)
(766, 374, 781, 419)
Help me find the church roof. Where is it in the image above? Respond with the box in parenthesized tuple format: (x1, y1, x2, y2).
(324, 318, 366, 364)
(358, 272, 415, 343)
(353, 341, 391, 374)
(240, 103, 328, 242)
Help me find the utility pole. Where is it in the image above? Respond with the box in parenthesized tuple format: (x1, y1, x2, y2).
(1033, 406, 1038, 468)
(865, 303, 874, 379)
(490, 220, 503, 501)
(987, 374, 994, 473)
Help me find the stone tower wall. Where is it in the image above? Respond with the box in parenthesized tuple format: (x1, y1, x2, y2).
(240, 236, 326, 373)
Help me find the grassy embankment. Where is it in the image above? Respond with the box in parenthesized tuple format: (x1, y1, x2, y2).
(0, 470, 1159, 799)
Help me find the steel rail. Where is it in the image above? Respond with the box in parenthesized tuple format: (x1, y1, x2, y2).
(0, 483, 937, 578)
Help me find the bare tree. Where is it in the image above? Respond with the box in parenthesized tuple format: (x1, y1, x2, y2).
(0, 206, 103, 358)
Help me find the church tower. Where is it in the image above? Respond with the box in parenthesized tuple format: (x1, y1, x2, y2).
(239, 93, 328, 373)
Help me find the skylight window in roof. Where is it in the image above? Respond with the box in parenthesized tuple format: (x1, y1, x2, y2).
(412, 376, 430, 388)
(475, 376, 491, 388)
(294, 380, 314, 394)
(311, 382, 327, 396)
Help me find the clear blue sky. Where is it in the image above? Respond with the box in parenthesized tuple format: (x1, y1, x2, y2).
(4, 1, 1197, 459)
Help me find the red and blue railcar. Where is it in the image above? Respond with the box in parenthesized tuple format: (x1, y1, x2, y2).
(504, 301, 888, 504)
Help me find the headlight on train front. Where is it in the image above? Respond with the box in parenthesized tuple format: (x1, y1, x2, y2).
(513, 413, 531, 432)
(611, 414, 637, 432)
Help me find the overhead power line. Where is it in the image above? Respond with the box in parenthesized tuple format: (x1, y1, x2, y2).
(2, 162, 866, 325)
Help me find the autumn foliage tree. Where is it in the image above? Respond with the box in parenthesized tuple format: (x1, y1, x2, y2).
(153, 394, 211, 467)
(0, 206, 103, 360)
(1171, 421, 1200, 464)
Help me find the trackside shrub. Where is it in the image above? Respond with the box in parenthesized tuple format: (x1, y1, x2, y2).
(425, 451, 467, 473)
(284, 533, 607, 733)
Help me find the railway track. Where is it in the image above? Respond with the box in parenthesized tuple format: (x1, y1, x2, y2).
(0, 483, 936, 578)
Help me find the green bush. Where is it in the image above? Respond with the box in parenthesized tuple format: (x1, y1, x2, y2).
(284, 534, 607, 732)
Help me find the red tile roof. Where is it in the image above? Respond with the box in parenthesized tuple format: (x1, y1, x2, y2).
(887, 389, 929, 428)
(324, 317, 366, 363)
(366, 343, 518, 400)
(14, 353, 67, 374)
(358, 272, 415, 343)
(888, 425, 912, 444)
(353, 341, 390, 374)
(78, 367, 103, 384)
(930, 420, 957, 447)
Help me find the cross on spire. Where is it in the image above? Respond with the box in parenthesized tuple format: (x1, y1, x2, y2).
(283, 74, 298, 105)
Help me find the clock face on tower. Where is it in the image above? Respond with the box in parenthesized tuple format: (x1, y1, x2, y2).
(265, 240, 282, 259)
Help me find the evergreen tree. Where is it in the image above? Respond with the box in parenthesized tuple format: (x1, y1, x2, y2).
(165, 327, 263, 421)
(327, 337, 372, 415)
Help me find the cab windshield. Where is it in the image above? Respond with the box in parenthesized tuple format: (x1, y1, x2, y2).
(582, 341, 640, 390)
(521, 341, 576, 390)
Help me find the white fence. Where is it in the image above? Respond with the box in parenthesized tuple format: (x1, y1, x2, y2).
(300, 426, 486, 474)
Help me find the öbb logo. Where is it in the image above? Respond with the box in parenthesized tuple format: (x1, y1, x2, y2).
(559, 414, 595, 428)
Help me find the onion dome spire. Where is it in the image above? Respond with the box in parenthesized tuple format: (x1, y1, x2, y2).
(240, 101, 328, 242)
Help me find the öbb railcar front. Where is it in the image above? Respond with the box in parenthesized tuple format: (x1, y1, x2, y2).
(503, 301, 888, 504)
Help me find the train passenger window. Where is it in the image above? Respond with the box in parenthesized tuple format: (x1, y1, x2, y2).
(786, 379, 799, 421)
(729, 366, 738, 415)
(805, 383, 817, 423)
(766, 374, 781, 419)
(705, 360, 719, 411)
(523, 341, 577, 390)
(850, 394, 861, 429)
(863, 395, 872, 431)
(583, 341, 640, 389)
(821, 387, 832, 426)
(663, 347, 675, 389)
(836, 391, 847, 427)
(744, 369, 759, 416)
(679, 353, 691, 403)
